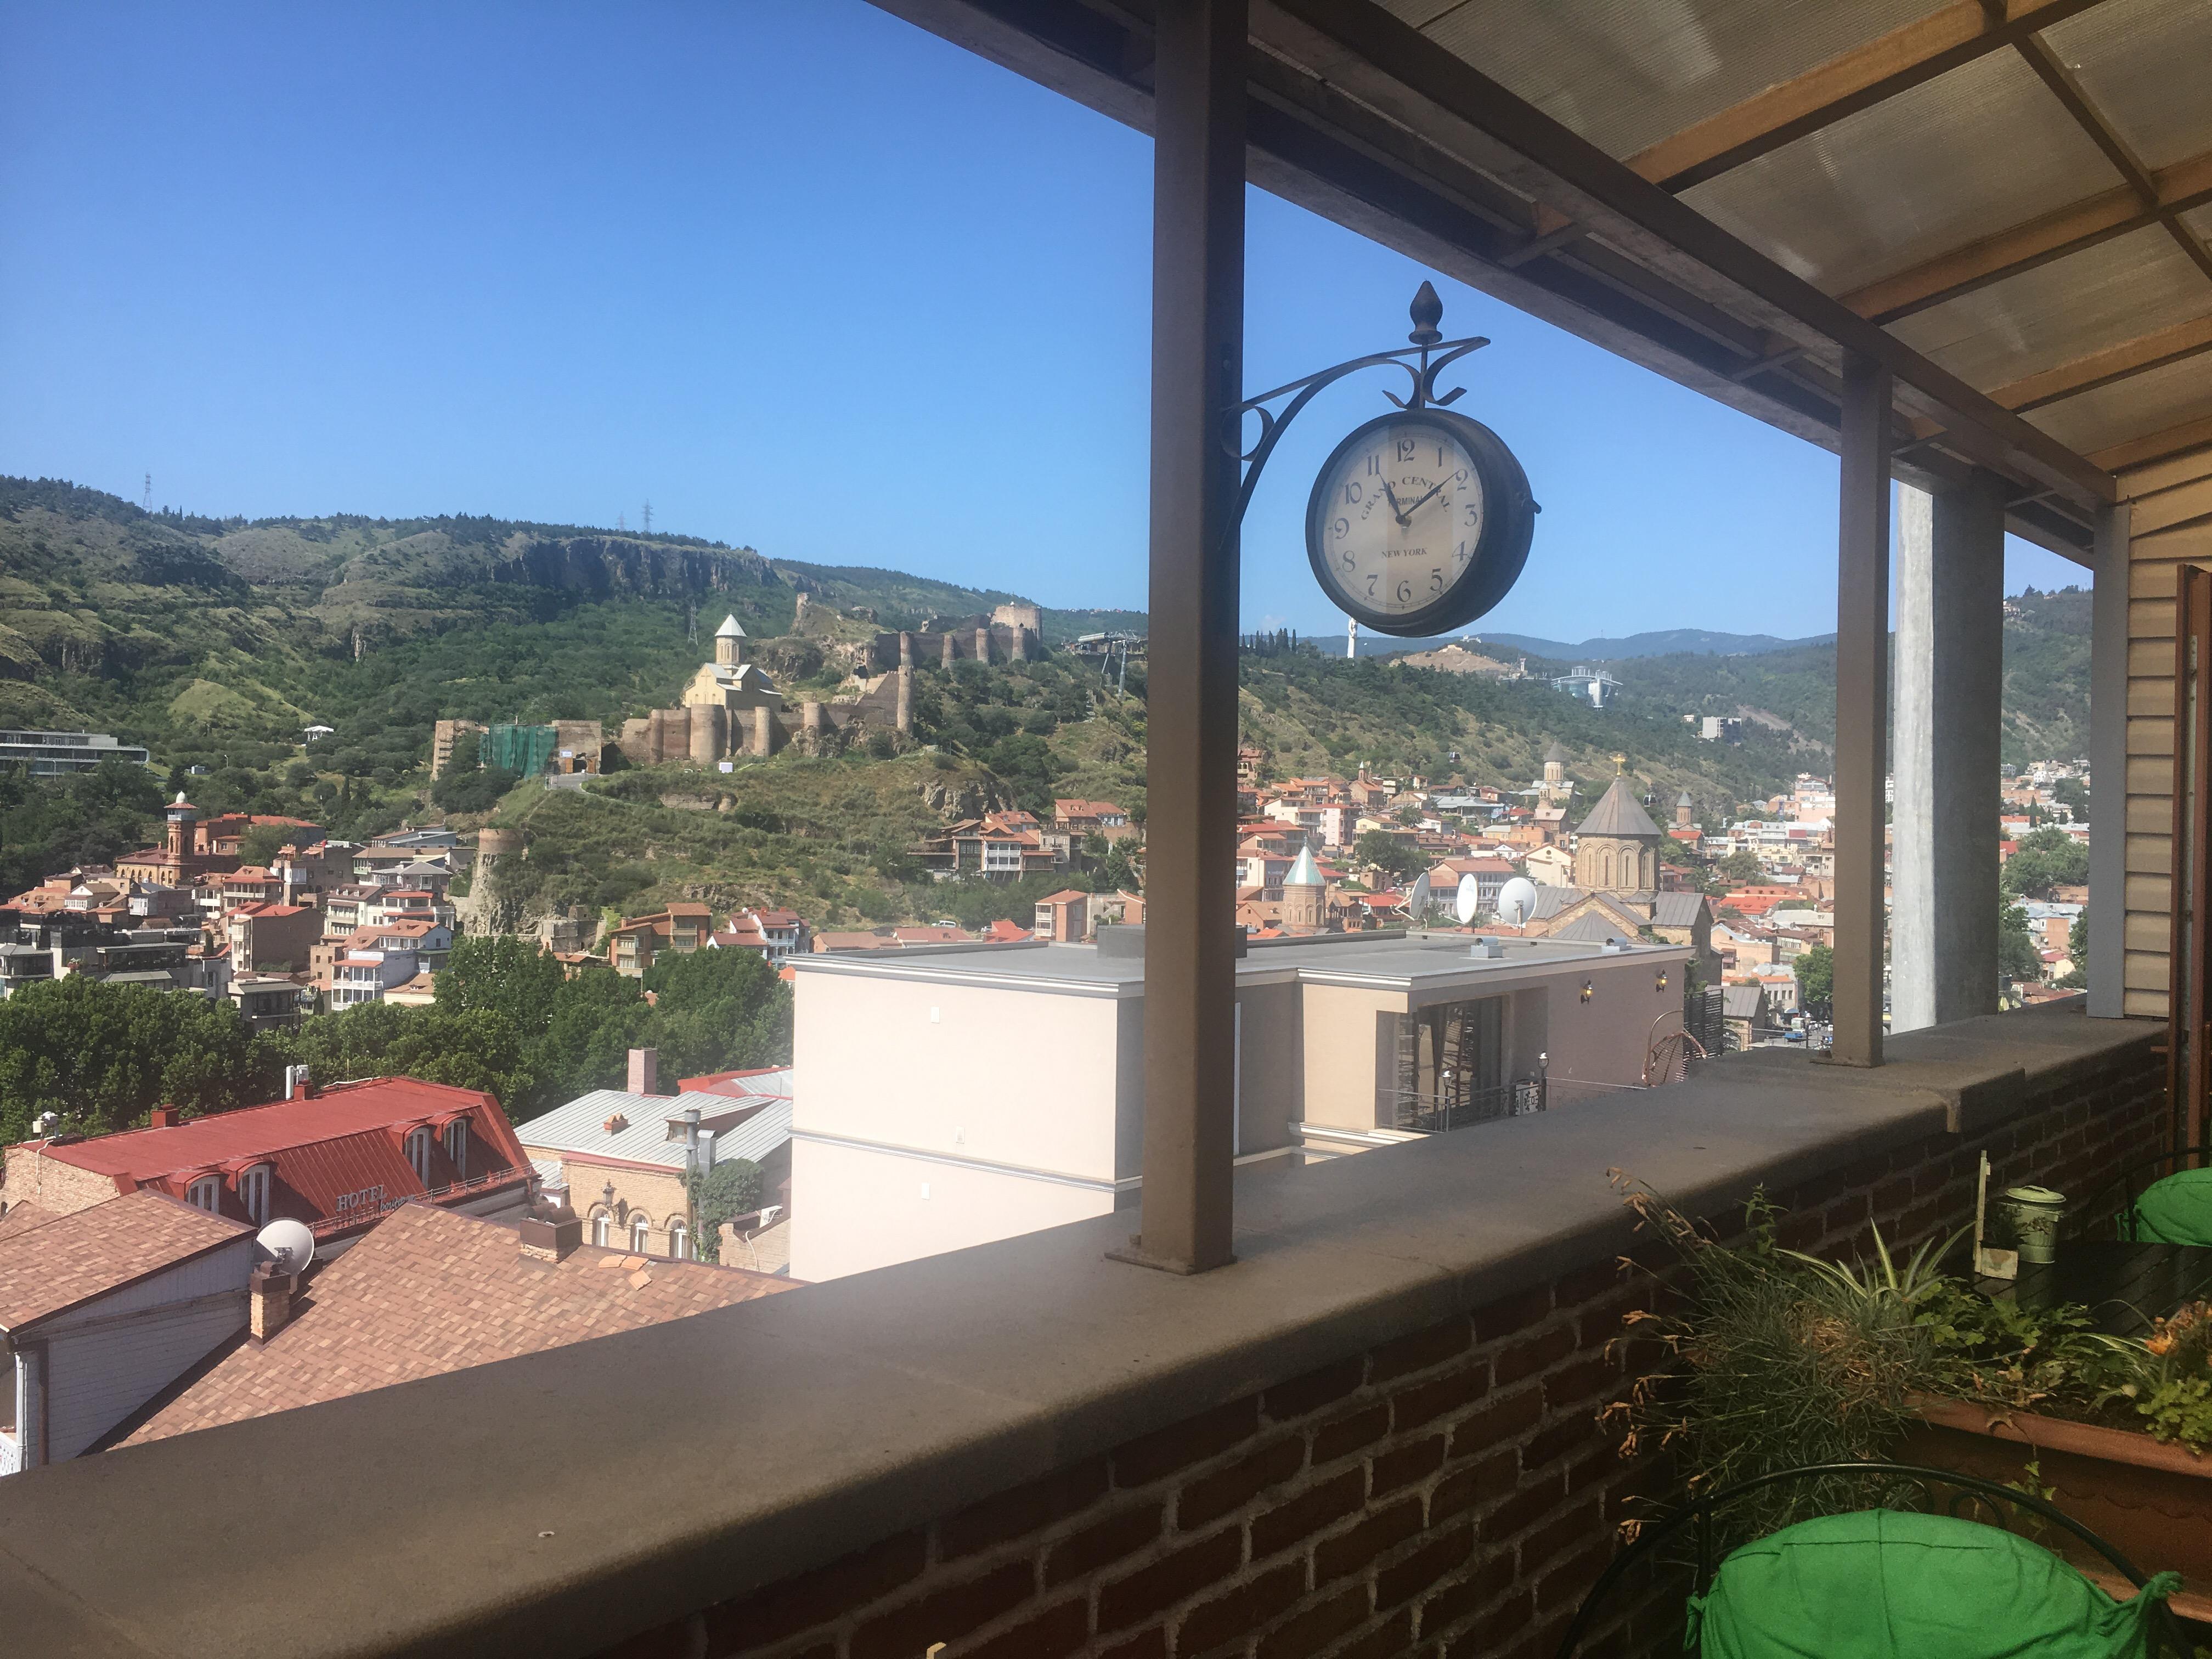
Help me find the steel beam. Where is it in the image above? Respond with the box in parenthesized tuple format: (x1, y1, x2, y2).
(1830, 351, 1893, 1067)
(1116, 0, 1244, 1276)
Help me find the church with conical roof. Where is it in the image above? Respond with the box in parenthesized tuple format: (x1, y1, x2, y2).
(1571, 770, 1663, 895)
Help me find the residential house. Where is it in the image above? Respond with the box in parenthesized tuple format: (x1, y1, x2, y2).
(515, 1051, 794, 1261)
(1034, 889, 1090, 943)
(710, 908, 807, 965)
(225, 902, 321, 973)
(331, 921, 453, 1008)
(607, 904, 714, 977)
(1053, 799, 1136, 843)
(0, 1193, 257, 1476)
(226, 972, 309, 1033)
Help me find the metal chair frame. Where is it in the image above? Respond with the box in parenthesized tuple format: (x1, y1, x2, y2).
(2068, 1144, 2212, 1239)
(1553, 1460, 2195, 1658)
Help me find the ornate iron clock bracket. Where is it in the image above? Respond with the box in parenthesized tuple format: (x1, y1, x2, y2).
(1226, 281, 1488, 529)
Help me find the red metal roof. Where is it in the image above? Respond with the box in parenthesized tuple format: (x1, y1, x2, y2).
(32, 1079, 530, 1235)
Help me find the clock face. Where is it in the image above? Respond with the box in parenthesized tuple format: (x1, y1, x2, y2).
(1305, 409, 1535, 636)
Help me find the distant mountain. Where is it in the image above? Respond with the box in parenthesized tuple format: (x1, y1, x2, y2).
(1460, 628, 1835, 661)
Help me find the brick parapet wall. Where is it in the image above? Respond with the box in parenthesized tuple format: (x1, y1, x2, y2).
(601, 1035, 2164, 1659)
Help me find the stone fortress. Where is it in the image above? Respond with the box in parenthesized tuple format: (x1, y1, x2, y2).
(428, 597, 1051, 776)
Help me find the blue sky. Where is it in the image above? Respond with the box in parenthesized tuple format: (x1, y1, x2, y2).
(0, 1, 2085, 643)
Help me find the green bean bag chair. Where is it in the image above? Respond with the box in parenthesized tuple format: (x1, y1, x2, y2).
(1685, 1509, 2178, 1658)
(2123, 1167, 2212, 1245)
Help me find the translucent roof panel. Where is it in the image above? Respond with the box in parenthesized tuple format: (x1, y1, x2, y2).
(2026, 350, 2212, 455)
(1679, 49, 2122, 294)
(2041, 0, 2212, 172)
(1392, 0, 1943, 162)
(1887, 225, 2212, 393)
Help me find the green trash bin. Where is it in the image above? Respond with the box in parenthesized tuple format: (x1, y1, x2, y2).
(1686, 1508, 2177, 1658)
(2125, 1166, 2212, 1246)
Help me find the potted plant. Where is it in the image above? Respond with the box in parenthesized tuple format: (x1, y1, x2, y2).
(1608, 1178, 2212, 1616)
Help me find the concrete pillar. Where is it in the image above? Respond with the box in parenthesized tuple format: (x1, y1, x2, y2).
(1115, 0, 1244, 1276)
(895, 668, 913, 734)
(1830, 351, 1891, 1068)
(974, 627, 992, 665)
(941, 632, 957, 669)
(688, 703, 726, 768)
(2089, 503, 2131, 1017)
(1892, 479, 2004, 1034)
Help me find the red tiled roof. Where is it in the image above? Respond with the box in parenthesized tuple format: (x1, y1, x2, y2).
(31, 1079, 529, 1234)
(983, 919, 1030, 943)
(123, 1203, 798, 1444)
(1037, 889, 1088, 904)
(0, 1192, 247, 1331)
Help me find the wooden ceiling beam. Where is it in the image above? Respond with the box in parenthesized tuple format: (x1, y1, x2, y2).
(1622, 0, 2113, 194)
(2090, 414, 2212, 474)
(1841, 148, 2212, 323)
(1990, 315, 2212, 414)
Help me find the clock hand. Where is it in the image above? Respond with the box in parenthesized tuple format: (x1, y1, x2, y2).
(1400, 479, 1450, 516)
(1380, 481, 1409, 526)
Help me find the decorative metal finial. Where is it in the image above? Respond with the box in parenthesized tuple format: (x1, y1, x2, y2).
(1408, 281, 1444, 347)
(1612, 753, 1628, 775)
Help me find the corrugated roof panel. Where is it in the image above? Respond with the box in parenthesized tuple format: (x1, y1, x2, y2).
(1887, 226, 2212, 393)
(2042, 0, 2212, 172)
(2026, 348, 2212, 454)
(1680, 49, 2120, 295)
(1399, 0, 1943, 163)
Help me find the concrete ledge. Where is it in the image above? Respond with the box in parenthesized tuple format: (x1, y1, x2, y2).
(0, 1005, 2158, 1659)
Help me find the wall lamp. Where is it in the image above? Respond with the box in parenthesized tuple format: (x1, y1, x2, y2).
(1580, 980, 1594, 1003)
(1655, 968, 1669, 992)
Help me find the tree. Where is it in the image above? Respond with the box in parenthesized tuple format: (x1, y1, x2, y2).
(2001, 826, 2089, 899)
(2055, 911, 2089, 990)
(685, 1158, 765, 1263)
(1715, 849, 1764, 888)
(0, 977, 280, 1141)
(286, 1001, 532, 1115)
(1999, 902, 2044, 983)
(236, 821, 298, 867)
(1793, 944, 1833, 1019)
(436, 934, 568, 1037)
(642, 946, 793, 1079)
(1354, 830, 1424, 882)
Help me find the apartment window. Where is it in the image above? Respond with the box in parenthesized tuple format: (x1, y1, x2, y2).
(185, 1176, 220, 1212)
(442, 1119, 468, 1179)
(667, 1218, 688, 1260)
(592, 1212, 611, 1248)
(239, 1165, 272, 1226)
(405, 1127, 433, 1187)
(630, 1215, 651, 1253)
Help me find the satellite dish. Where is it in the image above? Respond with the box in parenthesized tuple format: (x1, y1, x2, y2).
(1497, 876, 1539, 926)
(1407, 871, 1432, 921)
(255, 1218, 315, 1275)
(1455, 873, 1481, 925)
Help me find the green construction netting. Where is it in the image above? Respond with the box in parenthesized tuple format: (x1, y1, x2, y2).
(2123, 1167, 2212, 1246)
(481, 724, 556, 776)
(1686, 1508, 2176, 1658)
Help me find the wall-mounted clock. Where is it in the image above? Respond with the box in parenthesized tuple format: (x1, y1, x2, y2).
(1305, 407, 1536, 637)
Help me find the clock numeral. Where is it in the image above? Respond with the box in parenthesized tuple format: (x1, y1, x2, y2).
(1396, 438, 1416, 462)
(1339, 550, 1354, 574)
(1342, 482, 1362, 505)
(1430, 568, 1444, 594)
(1364, 454, 1380, 476)
(1435, 445, 1445, 467)
(1455, 540, 1468, 562)
(1365, 573, 1378, 599)
(1392, 580, 1410, 604)
(1333, 517, 1349, 539)
(1462, 503, 1479, 526)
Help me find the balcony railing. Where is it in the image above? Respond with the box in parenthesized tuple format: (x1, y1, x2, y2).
(1387, 1076, 1546, 1133)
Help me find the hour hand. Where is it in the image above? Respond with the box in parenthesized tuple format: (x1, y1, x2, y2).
(1381, 481, 1409, 525)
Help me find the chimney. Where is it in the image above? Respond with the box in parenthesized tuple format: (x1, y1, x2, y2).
(518, 1186, 584, 1265)
(627, 1047, 658, 1096)
(149, 1105, 180, 1128)
(283, 1064, 314, 1101)
(248, 1264, 295, 1343)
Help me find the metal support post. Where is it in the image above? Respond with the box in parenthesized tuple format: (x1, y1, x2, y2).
(1830, 350, 1891, 1068)
(1891, 477, 2004, 1032)
(2087, 501, 2131, 1017)
(1115, 0, 1245, 1274)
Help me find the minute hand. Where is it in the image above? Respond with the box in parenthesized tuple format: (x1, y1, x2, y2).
(1399, 479, 1449, 516)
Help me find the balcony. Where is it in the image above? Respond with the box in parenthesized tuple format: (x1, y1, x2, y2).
(3, 3, 2207, 1655)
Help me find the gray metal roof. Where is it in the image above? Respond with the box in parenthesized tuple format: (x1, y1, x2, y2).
(1575, 778, 1662, 839)
(1722, 985, 1767, 1018)
(1549, 913, 1637, 945)
(1650, 892, 1709, 928)
(514, 1088, 791, 1170)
